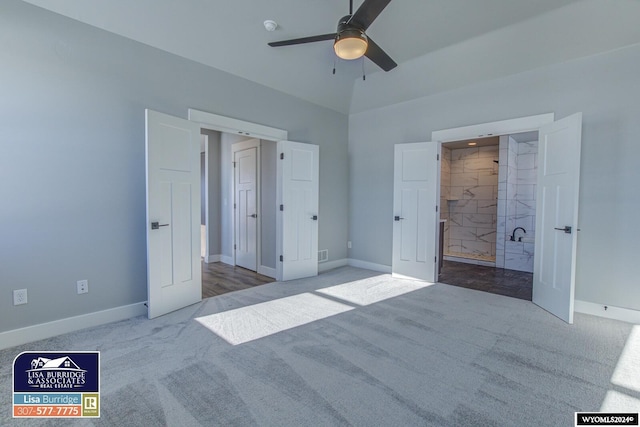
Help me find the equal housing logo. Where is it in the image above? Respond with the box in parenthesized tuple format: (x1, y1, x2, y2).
(13, 351, 100, 418)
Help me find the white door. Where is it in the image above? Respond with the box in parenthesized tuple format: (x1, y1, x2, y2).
(234, 144, 258, 271)
(145, 109, 202, 319)
(532, 113, 582, 324)
(392, 142, 440, 282)
(276, 141, 319, 281)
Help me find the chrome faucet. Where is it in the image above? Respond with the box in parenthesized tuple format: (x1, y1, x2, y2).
(510, 227, 526, 242)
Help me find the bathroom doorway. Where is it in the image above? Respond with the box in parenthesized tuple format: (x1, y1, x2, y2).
(439, 131, 539, 300)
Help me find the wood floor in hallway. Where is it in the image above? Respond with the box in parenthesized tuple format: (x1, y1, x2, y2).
(201, 261, 273, 299)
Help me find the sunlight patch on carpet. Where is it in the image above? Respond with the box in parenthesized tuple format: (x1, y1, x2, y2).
(195, 293, 354, 345)
(611, 325, 640, 393)
(600, 390, 640, 412)
(316, 276, 432, 306)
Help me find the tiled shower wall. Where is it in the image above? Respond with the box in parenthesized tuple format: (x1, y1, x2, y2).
(441, 145, 499, 262)
(496, 136, 538, 272)
(440, 146, 451, 229)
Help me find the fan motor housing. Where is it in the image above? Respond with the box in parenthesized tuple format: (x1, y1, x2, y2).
(337, 15, 364, 32)
(336, 15, 367, 42)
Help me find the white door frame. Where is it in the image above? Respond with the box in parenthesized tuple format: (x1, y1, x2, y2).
(431, 113, 555, 285)
(232, 139, 261, 271)
(189, 109, 288, 141)
(188, 109, 287, 279)
(431, 114, 554, 143)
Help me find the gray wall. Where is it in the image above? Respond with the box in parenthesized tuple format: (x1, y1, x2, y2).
(349, 43, 640, 312)
(202, 129, 222, 257)
(0, 0, 348, 333)
(260, 140, 277, 270)
(200, 152, 206, 225)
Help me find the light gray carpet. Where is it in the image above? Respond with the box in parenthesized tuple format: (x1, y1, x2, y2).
(1, 267, 638, 426)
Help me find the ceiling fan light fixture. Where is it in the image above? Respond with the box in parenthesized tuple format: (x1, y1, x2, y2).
(334, 29, 368, 60)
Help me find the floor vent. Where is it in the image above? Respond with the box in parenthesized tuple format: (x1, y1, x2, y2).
(318, 249, 329, 263)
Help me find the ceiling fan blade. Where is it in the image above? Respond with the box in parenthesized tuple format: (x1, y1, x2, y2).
(268, 33, 336, 47)
(350, 0, 392, 30)
(365, 37, 397, 71)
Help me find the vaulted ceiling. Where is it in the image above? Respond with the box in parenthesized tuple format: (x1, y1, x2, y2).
(21, 0, 640, 114)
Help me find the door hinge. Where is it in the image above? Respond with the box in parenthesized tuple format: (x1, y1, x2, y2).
(436, 205, 438, 212)
(437, 154, 440, 161)
(234, 203, 236, 209)
(279, 255, 283, 262)
(234, 244, 236, 250)
(280, 204, 283, 211)
(280, 153, 284, 160)
(435, 256, 437, 263)
(233, 161, 236, 168)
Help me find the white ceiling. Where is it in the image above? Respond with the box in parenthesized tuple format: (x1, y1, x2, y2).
(21, 0, 640, 114)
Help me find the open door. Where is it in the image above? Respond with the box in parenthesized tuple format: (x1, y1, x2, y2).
(276, 141, 319, 281)
(392, 142, 440, 282)
(146, 109, 202, 319)
(532, 113, 582, 323)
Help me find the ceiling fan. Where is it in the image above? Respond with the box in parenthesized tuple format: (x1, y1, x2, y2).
(268, 0, 397, 72)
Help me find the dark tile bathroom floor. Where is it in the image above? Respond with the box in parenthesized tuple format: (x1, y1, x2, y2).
(438, 261, 533, 301)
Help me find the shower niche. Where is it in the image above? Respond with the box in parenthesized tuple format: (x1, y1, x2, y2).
(440, 132, 539, 273)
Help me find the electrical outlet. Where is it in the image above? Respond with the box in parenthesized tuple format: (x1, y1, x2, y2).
(13, 289, 28, 306)
(347, 241, 352, 249)
(77, 280, 89, 294)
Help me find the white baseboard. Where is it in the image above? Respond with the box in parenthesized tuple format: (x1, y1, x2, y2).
(258, 265, 277, 279)
(319, 258, 348, 273)
(575, 300, 640, 324)
(220, 255, 234, 266)
(204, 254, 221, 263)
(347, 259, 392, 274)
(0, 302, 147, 350)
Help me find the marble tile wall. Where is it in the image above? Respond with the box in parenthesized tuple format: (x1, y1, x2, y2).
(440, 147, 451, 253)
(496, 136, 509, 268)
(496, 136, 519, 268)
(441, 147, 451, 209)
(498, 137, 539, 273)
(443, 145, 498, 262)
(440, 146, 451, 264)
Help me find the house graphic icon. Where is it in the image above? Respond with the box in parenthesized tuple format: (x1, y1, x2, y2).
(29, 356, 84, 372)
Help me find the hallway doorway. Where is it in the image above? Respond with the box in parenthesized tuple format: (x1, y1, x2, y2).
(201, 261, 272, 298)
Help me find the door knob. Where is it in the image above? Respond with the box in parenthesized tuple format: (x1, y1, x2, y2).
(394, 216, 404, 221)
(151, 221, 169, 230)
(248, 214, 257, 218)
(554, 226, 572, 234)
(311, 215, 318, 220)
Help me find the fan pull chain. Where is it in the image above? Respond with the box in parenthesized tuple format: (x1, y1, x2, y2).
(362, 56, 366, 81)
(332, 57, 336, 75)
